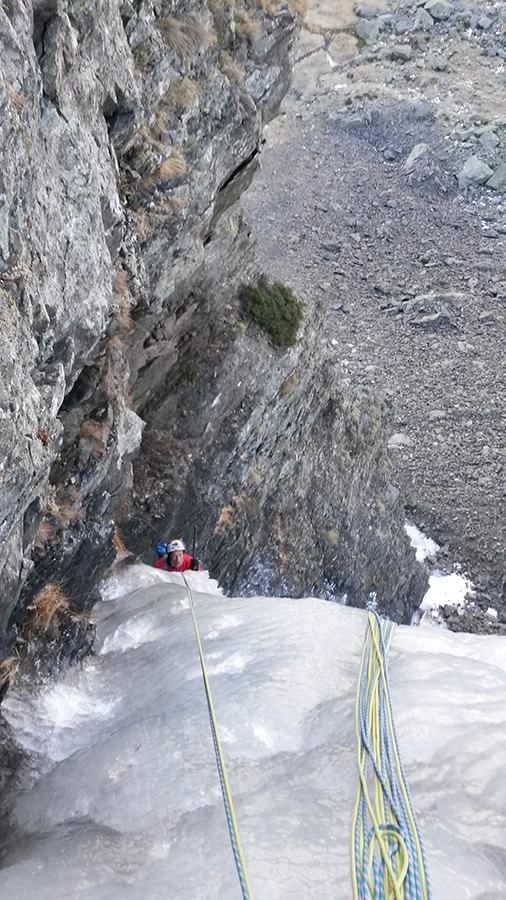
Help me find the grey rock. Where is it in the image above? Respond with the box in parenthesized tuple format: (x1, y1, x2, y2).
(414, 8, 435, 30)
(388, 433, 414, 448)
(457, 155, 494, 188)
(355, 2, 382, 18)
(477, 16, 494, 30)
(427, 53, 449, 71)
(0, 1, 308, 657)
(424, 0, 454, 20)
(404, 142, 430, 172)
(479, 130, 500, 152)
(407, 100, 434, 120)
(391, 44, 413, 62)
(403, 292, 461, 329)
(356, 18, 381, 43)
(486, 163, 506, 191)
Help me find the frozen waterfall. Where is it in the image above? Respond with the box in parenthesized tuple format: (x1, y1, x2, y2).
(0, 563, 505, 899)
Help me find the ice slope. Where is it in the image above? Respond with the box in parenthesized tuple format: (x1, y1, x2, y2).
(0, 563, 505, 899)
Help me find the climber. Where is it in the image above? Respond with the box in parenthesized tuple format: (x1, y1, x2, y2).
(154, 538, 201, 572)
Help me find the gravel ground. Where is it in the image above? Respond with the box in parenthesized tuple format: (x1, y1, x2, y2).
(243, 0, 506, 626)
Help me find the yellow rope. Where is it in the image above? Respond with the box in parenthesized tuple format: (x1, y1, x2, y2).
(351, 613, 432, 900)
(181, 574, 253, 900)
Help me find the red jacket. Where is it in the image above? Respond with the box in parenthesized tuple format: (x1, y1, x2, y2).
(154, 553, 201, 572)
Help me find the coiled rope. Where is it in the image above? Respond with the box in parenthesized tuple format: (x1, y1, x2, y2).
(351, 611, 432, 900)
(182, 573, 253, 900)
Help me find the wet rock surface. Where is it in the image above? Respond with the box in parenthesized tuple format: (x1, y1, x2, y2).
(243, 0, 506, 627)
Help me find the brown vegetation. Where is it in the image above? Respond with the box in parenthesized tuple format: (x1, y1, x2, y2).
(234, 8, 261, 41)
(158, 14, 214, 59)
(9, 87, 27, 107)
(155, 149, 187, 181)
(165, 76, 199, 112)
(114, 269, 129, 295)
(219, 52, 245, 83)
(214, 492, 248, 534)
(45, 485, 84, 525)
(112, 270, 134, 332)
(79, 418, 107, 441)
(279, 372, 299, 397)
(0, 654, 20, 688)
(31, 583, 69, 630)
(286, 0, 310, 12)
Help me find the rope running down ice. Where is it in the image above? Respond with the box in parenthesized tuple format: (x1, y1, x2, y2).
(182, 573, 253, 900)
(351, 611, 433, 900)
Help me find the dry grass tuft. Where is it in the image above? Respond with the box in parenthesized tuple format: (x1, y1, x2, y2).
(286, 0, 311, 12)
(152, 108, 169, 140)
(31, 583, 68, 630)
(0, 654, 20, 688)
(215, 503, 236, 533)
(114, 269, 129, 295)
(214, 492, 248, 534)
(130, 208, 152, 241)
(112, 271, 134, 332)
(165, 76, 199, 112)
(113, 532, 128, 555)
(9, 87, 27, 107)
(34, 519, 54, 553)
(208, 0, 236, 12)
(167, 196, 185, 214)
(45, 485, 84, 525)
(155, 149, 187, 181)
(252, 0, 276, 13)
(158, 14, 213, 58)
(279, 372, 299, 397)
(111, 292, 134, 333)
(80, 419, 107, 441)
(219, 51, 245, 83)
(235, 8, 261, 40)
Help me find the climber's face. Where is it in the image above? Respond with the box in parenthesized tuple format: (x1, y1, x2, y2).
(169, 550, 184, 568)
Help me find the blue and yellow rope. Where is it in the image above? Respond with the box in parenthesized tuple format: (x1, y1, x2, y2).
(351, 611, 432, 900)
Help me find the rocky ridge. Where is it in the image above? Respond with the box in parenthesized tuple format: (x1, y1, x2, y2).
(243, 0, 506, 628)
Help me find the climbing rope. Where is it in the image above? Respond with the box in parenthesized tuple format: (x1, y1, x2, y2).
(181, 573, 253, 900)
(351, 611, 433, 900)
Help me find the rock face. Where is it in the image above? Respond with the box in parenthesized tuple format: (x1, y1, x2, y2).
(121, 287, 425, 620)
(0, 0, 426, 665)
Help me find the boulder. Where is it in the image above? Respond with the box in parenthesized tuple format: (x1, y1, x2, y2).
(486, 162, 506, 191)
(391, 44, 413, 62)
(424, 0, 454, 21)
(356, 18, 381, 43)
(355, 3, 382, 18)
(414, 7, 434, 30)
(457, 155, 494, 188)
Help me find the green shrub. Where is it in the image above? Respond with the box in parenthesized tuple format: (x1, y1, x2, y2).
(239, 277, 304, 347)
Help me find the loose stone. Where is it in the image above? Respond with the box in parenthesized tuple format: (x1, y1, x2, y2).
(424, 0, 454, 20)
(457, 155, 494, 188)
(391, 44, 413, 62)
